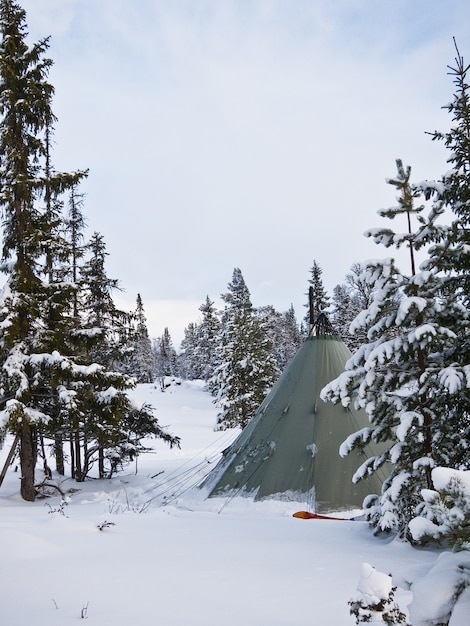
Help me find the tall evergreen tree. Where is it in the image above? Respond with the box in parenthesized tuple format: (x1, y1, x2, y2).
(153, 327, 178, 387)
(0, 3, 180, 492)
(63, 184, 87, 321)
(322, 159, 470, 537)
(331, 283, 352, 344)
(257, 304, 301, 371)
(194, 295, 221, 382)
(304, 260, 330, 326)
(37, 131, 89, 477)
(281, 303, 303, 362)
(128, 293, 154, 383)
(0, 1, 85, 499)
(419, 40, 470, 371)
(73, 232, 131, 479)
(179, 296, 221, 382)
(80, 232, 130, 366)
(178, 321, 200, 380)
(331, 263, 376, 351)
(211, 268, 278, 430)
(46, 183, 88, 477)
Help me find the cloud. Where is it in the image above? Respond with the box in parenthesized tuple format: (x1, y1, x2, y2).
(16, 0, 470, 344)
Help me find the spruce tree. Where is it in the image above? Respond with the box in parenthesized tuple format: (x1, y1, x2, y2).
(194, 295, 221, 381)
(0, 3, 180, 490)
(63, 184, 87, 321)
(65, 237, 178, 480)
(179, 296, 221, 382)
(0, 1, 84, 499)
(74, 232, 132, 479)
(322, 159, 469, 536)
(282, 304, 303, 358)
(45, 184, 88, 478)
(256, 304, 301, 371)
(331, 283, 353, 346)
(212, 268, 278, 430)
(331, 263, 376, 351)
(153, 327, 178, 388)
(37, 134, 88, 477)
(418, 40, 470, 407)
(304, 260, 330, 326)
(128, 293, 154, 383)
(415, 41, 470, 478)
(179, 321, 200, 380)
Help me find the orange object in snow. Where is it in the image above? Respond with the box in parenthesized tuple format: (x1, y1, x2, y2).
(293, 511, 349, 520)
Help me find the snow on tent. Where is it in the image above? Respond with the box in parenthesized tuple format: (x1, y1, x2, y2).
(202, 313, 387, 513)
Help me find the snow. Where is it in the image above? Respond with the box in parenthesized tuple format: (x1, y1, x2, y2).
(409, 552, 470, 626)
(433, 467, 470, 494)
(396, 411, 421, 442)
(396, 297, 428, 325)
(357, 562, 393, 603)
(0, 380, 468, 625)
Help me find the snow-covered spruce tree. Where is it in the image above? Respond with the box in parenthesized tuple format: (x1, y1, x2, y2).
(211, 268, 279, 430)
(409, 467, 470, 550)
(43, 183, 89, 478)
(65, 360, 179, 481)
(415, 41, 470, 443)
(331, 262, 376, 352)
(178, 322, 200, 380)
(126, 293, 154, 383)
(79, 232, 131, 367)
(256, 304, 302, 371)
(58, 232, 180, 481)
(194, 295, 221, 381)
(0, 4, 179, 490)
(37, 126, 89, 478)
(322, 159, 469, 536)
(153, 327, 178, 388)
(0, 0, 87, 499)
(331, 283, 352, 346)
(303, 259, 330, 326)
(63, 184, 87, 324)
(72, 231, 135, 480)
(179, 296, 221, 382)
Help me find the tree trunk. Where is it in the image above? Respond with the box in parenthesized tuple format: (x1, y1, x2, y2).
(19, 421, 37, 501)
(98, 446, 105, 479)
(74, 430, 84, 482)
(55, 434, 64, 475)
(39, 433, 52, 479)
(69, 432, 75, 479)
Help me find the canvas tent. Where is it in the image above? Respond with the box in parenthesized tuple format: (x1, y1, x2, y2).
(203, 314, 387, 513)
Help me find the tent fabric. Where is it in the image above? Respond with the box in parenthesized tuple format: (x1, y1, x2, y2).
(203, 322, 387, 513)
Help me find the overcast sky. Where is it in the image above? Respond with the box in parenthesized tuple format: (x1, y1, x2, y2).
(19, 0, 470, 346)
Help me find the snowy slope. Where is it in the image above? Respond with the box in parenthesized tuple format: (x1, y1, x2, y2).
(0, 380, 466, 625)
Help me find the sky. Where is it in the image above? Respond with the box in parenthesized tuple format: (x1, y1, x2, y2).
(16, 0, 470, 346)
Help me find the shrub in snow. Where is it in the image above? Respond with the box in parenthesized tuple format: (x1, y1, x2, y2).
(409, 468, 470, 551)
(97, 520, 116, 531)
(349, 563, 409, 624)
(409, 551, 470, 626)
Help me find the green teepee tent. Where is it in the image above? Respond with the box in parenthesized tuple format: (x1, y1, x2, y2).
(203, 314, 387, 512)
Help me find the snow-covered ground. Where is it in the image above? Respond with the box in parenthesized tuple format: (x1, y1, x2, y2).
(0, 380, 467, 625)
